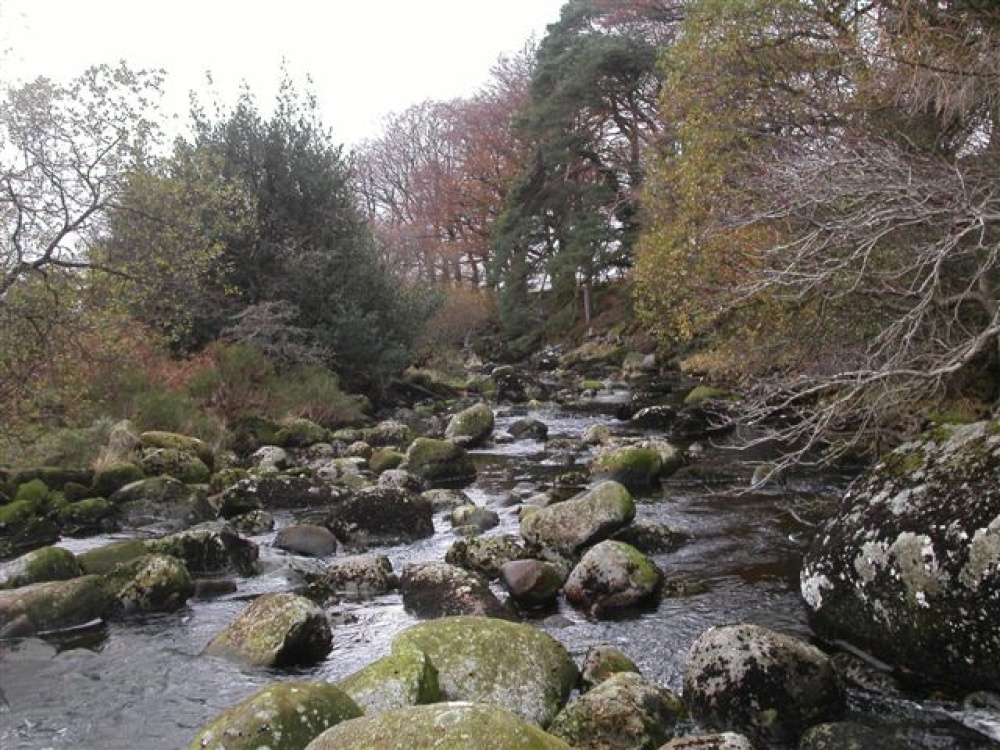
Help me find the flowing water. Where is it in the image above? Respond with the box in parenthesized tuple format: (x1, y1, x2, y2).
(1, 395, 998, 749)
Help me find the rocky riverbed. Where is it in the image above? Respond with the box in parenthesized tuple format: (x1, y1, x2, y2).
(1, 360, 999, 749)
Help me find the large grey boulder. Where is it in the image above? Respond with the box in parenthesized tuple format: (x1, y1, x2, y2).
(446, 535, 530, 579)
(144, 524, 259, 576)
(801, 421, 1000, 689)
(548, 672, 684, 750)
(110, 476, 215, 533)
(204, 592, 332, 668)
(325, 486, 433, 548)
(273, 523, 338, 557)
(564, 540, 662, 613)
(305, 703, 572, 750)
(520, 480, 635, 554)
(392, 616, 578, 727)
(315, 553, 397, 600)
(682, 623, 844, 746)
(103, 553, 194, 616)
(188, 680, 361, 750)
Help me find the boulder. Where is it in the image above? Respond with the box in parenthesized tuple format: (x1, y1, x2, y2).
(305, 703, 572, 750)
(275, 418, 331, 448)
(139, 430, 215, 468)
(369, 448, 405, 474)
(338, 642, 440, 715)
(57, 496, 117, 536)
(0, 545, 81, 590)
(103, 553, 194, 616)
(0, 484, 61, 558)
(423, 487, 472, 512)
(204, 592, 332, 668)
(145, 524, 259, 576)
(218, 473, 341, 516)
(0, 575, 112, 638)
(499, 559, 565, 609)
(446, 535, 530, 579)
(250, 445, 288, 471)
(612, 520, 689, 554)
(509, 418, 549, 442)
(140, 447, 211, 484)
(312, 554, 397, 601)
(450, 504, 500, 533)
(548, 672, 684, 750)
(580, 645, 641, 691)
(520, 480, 635, 554)
(392, 616, 578, 727)
(590, 446, 663, 492)
(76, 539, 150, 575)
(110, 476, 215, 533)
(365, 419, 415, 448)
(377, 468, 426, 492)
(564, 541, 662, 613)
(400, 437, 477, 487)
(445, 402, 495, 447)
(188, 680, 362, 750)
(325, 486, 433, 548)
(90, 461, 144, 498)
(682, 623, 845, 746)
(274, 524, 338, 557)
(400, 562, 512, 620)
(801, 421, 1000, 689)
(229, 509, 274, 535)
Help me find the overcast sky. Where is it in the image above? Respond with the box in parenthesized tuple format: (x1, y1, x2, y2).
(2, 0, 567, 147)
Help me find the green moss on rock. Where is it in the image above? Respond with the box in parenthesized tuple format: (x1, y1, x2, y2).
(0, 545, 82, 590)
(400, 438, 477, 486)
(0, 575, 112, 637)
(305, 702, 572, 750)
(189, 680, 362, 750)
(590, 446, 663, 491)
(76, 539, 150, 575)
(103, 553, 194, 615)
(338, 642, 441, 715)
(90, 462, 145, 498)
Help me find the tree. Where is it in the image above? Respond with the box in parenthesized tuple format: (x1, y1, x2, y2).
(1, 63, 163, 299)
(491, 0, 679, 338)
(634, 0, 1000, 471)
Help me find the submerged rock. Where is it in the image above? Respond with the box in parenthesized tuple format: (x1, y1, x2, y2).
(204, 592, 332, 668)
(682, 622, 844, 746)
(801, 421, 1000, 689)
(305, 702, 572, 750)
(189, 680, 362, 750)
(392, 616, 578, 727)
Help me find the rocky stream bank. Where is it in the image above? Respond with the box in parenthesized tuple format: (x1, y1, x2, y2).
(1, 346, 999, 749)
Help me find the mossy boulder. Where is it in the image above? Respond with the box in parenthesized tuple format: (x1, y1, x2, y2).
(219, 473, 340, 515)
(445, 402, 495, 447)
(801, 421, 1000, 689)
(450, 504, 500, 534)
(0, 497, 61, 559)
(369, 448, 405, 473)
(90, 461, 145, 498)
(275, 418, 331, 448)
(0, 545, 81, 590)
(110, 476, 215, 533)
(76, 539, 150, 575)
(338, 642, 440, 715)
(58, 496, 117, 536)
(102, 553, 194, 615)
(564, 540, 662, 614)
(548, 672, 684, 750)
(520, 480, 635, 555)
(580, 645, 641, 691)
(682, 623, 845, 747)
(188, 680, 362, 750)
(140, 448, 212, 484)
(139, 430, 215, 468)
(204, 592, 332, 668)
(325, 486, 434, 549)
(305, 702, 573, 750)
(508, 418, 549, 442)
(144, 525, 259, 576)
(590, 446, 663, 492)
(311, 553, 397, 601)
(400, 437, 477, 487)
(7, 468, 93, 496)
(392, 616, 578, 727)
(0, 575, 112, 638)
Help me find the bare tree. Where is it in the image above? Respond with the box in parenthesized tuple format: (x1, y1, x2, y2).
(1, 63, 163, 299)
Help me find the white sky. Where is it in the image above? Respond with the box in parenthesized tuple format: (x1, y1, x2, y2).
(1, 0, 566, 147)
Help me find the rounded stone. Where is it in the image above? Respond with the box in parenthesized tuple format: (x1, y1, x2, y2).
(273, 524, 338, 557)
(564, 540, 662, 613)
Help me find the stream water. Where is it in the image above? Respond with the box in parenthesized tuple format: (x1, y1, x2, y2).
(1, 395, 998, 749)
